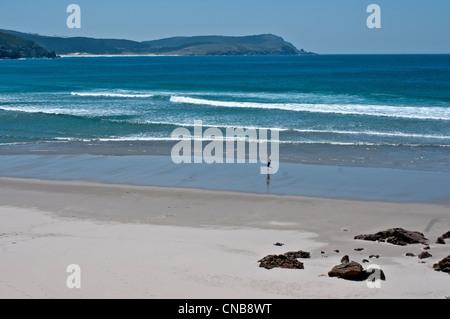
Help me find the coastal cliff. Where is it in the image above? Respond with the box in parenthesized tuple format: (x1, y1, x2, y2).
(0, 30, 316, 56)
(0, 32, 58, 59)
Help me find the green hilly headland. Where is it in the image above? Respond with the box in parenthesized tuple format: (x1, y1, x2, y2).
(0, 32, 58, 59)
(0, 30, 316, 56)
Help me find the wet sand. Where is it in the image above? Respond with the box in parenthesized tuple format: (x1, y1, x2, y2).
(0, 154, 449, 203)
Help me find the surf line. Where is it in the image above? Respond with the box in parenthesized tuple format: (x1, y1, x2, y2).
(170, 120, 279, 174)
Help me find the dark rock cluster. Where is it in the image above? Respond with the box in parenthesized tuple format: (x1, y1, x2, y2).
(328, 255, 386, 281)
(436, 231, 450, 245)
(418, 251, 432, 260)
(260, 228, 449, 281)
(433, 255, 450, 274)
(258, 254, 304, 270)
(258, 250, 311, 270)
(284, 250, 311, 259)
(354, 228, 428, 246)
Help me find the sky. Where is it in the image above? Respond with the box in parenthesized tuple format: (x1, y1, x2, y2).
(0, 0, 449, 54)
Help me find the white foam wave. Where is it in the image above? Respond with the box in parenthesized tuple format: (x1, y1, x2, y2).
(169, 96, 450, 121)
(71, 92, 154, 98)
(290, 129, 450, 140)
(53, 136, 449, 147)
(0, 105, 128, 116)
(56, 135, 277, 143)
(132, 120, 450, 140)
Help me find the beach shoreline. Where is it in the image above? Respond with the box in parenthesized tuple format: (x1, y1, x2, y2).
(0, 177, 449, 299)
(1, 140, 449, 172)
(0, 151, 449, 204)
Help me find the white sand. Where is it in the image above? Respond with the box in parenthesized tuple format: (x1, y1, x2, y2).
(0, 178, 449, 299)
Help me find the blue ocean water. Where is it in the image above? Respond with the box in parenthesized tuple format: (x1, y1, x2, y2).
(0, 55, 449, 151)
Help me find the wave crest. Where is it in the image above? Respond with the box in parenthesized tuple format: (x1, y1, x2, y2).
(71, 92, 154, 98)
(169, 96, 450, 121)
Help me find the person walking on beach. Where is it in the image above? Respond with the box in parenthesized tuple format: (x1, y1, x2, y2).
(266, 156, 271, 185)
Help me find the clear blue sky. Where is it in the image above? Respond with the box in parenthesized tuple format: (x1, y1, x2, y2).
(1, 0, 449, 54)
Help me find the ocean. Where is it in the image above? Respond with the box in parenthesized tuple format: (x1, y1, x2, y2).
(0, 55, 449, 171)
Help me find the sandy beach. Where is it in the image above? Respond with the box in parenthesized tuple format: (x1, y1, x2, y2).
(0, 177, 449, 299)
